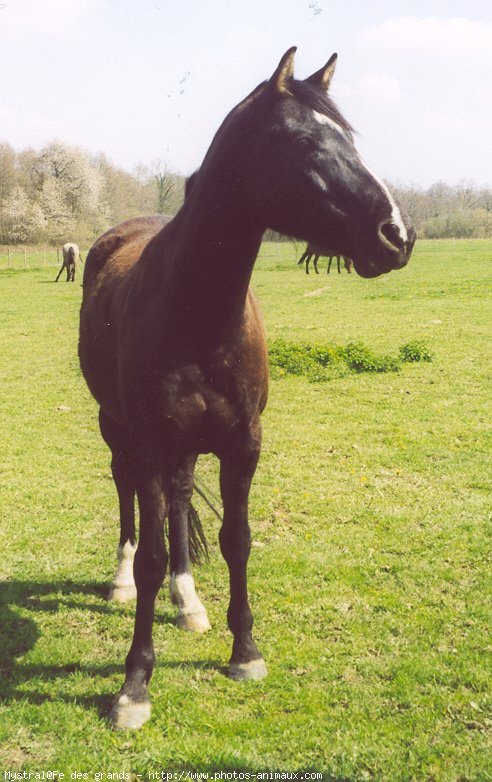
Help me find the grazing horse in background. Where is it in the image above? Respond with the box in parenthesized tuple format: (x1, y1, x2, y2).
(55, 243, 82, 282)
(327, 254, 353, 274)
(79, 47, 415, 729)
(298, 243, 353, 274)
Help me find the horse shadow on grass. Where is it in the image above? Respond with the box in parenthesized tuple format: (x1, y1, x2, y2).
(0, 581, 348, 779)
(0, 579, 221, 719)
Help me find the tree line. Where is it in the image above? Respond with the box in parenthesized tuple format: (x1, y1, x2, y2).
(1, 140, 491, 246)
(393, 181, 492, 240)
(0, 141, 186, 246)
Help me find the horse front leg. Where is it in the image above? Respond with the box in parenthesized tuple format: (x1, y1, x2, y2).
(110, 473, 168, 730)
(219, 418, 266, 681)
(168, 454, 210, 633)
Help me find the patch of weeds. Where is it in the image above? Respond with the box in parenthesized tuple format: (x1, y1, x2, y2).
(399, 340, 433, 363)
(340, 341, 400, 374)
(268, 339, 313, 377)
(268, 338, 402, 382)
(268, 339, 348, 382)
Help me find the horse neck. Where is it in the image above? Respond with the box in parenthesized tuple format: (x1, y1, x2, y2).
(154, 178, 264, 350)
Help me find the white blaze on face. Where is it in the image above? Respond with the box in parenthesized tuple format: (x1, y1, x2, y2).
(312, 109, 347, 138)
(357, 158, 408, 243)
(311, 109, 408, 244)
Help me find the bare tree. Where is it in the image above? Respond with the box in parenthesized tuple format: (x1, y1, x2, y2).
(150, 159, 176, 214)
(478, 188, 492, 213)
(455, 179, 481, 212)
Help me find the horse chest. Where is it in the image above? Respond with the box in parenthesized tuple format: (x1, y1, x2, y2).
(152, 359, 259, 452)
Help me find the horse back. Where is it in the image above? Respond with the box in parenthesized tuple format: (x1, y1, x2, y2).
(82, 215, 171, 290)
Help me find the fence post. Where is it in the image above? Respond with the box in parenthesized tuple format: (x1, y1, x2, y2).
(57, 248, 60, 266)
(8, 247, 11, 268)
(23, 249, 27, 268)
(44, 249, 47, 266)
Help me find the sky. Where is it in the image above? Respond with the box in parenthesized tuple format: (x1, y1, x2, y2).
(1, 0, 492, 187)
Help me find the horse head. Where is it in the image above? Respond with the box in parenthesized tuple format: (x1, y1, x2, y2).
(195, 47, 415, 278)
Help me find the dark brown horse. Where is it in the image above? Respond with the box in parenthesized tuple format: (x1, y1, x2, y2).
(79, 48, 415, 729)
(298, 243, 353, 274)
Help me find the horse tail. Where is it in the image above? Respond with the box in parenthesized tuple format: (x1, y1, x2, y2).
(187, 504, 209, 564)
(187, 477, 223, 564)
(68, 245, 76, 263)
(163, 479, 220, 565)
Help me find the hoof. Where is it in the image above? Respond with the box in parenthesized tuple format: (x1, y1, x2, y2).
(176, 610, 211, 633)
(228, 658, 267, 681)
(110, 693, 151, 730)
(108, 584, 137, 603)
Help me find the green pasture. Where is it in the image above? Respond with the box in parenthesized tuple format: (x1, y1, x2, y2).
(0, 239, 491, 780)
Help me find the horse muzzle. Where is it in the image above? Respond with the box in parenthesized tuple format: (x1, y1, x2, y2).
(354, 221, 416, 278)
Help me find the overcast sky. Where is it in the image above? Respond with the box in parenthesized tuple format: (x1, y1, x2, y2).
(1, 0, 491, 187)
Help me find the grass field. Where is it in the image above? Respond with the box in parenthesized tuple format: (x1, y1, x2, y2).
(0, 239, 491, 780)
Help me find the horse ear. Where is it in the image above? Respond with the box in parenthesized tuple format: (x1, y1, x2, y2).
(305, 53, 337, 91)
(270, 46, 297, 94)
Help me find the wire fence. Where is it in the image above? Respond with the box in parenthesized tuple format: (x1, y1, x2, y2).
(0, 240, 301, 271)
(0, 247, 91, 270)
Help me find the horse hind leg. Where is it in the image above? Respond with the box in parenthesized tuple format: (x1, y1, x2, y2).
(109, 467, 137, 604)
(109, 466, 137, 603)
(219, 418, 266, 682)
(99, 410, 137, 603)
(168, 454, 210, 633)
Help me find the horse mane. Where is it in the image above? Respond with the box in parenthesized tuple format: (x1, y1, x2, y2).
(184, 171, 198, 198)
(289, 79, 355, 138)
(245, 78, 354, 138)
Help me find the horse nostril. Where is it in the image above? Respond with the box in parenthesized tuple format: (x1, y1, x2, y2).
(378, 221, 405, 253)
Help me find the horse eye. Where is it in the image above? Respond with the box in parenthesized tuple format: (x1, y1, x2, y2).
(295, 136, 315, 150)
